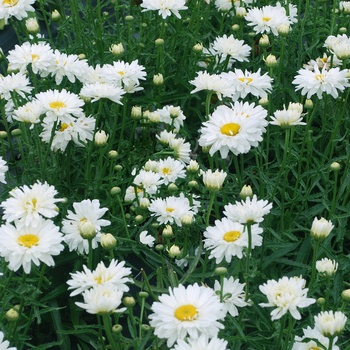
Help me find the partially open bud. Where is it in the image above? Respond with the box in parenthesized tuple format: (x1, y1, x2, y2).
(101, 233, 117, 250)
(78, 219, 97, 239)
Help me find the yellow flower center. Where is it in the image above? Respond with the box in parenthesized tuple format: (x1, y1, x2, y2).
(174, 304, 198, 321)
(161, 167, 171, 175)
(59, 123, 69, 132)
(262, 17, 271, 22)
(18, 234, 39, 248)
(310, 348, 321, 350)
(315, 74, 325, 82)
(238, 77, 253, 83)
(220, 123, 240, 136)
(94, 276, 102, 284)
(166, 207, 175, 213)
(2, 0, 19, 6)
(117, 71, 125, 76)
(49, 101, 66, 110)
(31, 54, 39, 61)
(223, 230, 241, 242)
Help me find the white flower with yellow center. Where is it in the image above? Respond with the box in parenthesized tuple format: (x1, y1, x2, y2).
(259, 276, 316, 320)
(0, 181, 63, 228)
(133, 169, 164, 196)
(0, 156, 8, 184)
(292, 326, 340, 350)
(149, 283, 225, 347)
(224, 194, 272, 224)
(80, 82, 125, 104)
(0, 218, 64, 274)
(203, 218, 263, 263)
(148, 193, 197, 226)
(0, 0, 36, 22)
(245, 3, 291, 36)
(314, 311, 347, 337)
(75, 284, 125, 315)
(222, 68, 273, 100)
(35, 89, 85, 122)
(156, 157, 186, 185)
(292, 64, 350, 99)
(211, 34, 251, 64)
(198, 104, 267, 158)
(140, 0, 188, 19)
(171, 334, 229, 350)
(62, 199, 111, 254)
(67, 259, 132, 296)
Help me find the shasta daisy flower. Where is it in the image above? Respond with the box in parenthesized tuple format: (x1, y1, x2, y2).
(0, 72, 33, 100)
(221, 68, 273, 100)
(140, 0, 188, 19)
(259, 276, 316, 320)
(316, 258, 338, 276)
(310, 217, 334, 240)
(80, 82, 125, 104)
(133, 169, 164, 196)
(139, 230, 155, 247)
(314, 311, 347, 337)
(75, 284, 125, 315)
(292, 64, 350, 99)
(0, 181, 63, 228)
(203, 218, 263, 263)
(148, 193, 197, 226)
(198, 104, 267, 158)
(211, 34, 251, 65)
(149, 283, 225, 347)
(214, 277, 249, 317)
(270, 102, 306, 127)
(62, 199, 111, 254)
(169, 137, 192, 164)
(0, 218, 64, 274)
(0, 156, 8, 184)
(0, 0, 36, 22)
(224, 194, 272, 224)
(156, 105, 186, 131)
(200, 168, 227, 191)
(156, 157, 186, 185)
(171, 334, 229, 350)
(292, 326, 340, 350)
(13, 100, 43, 127)
(67, 259, 132, 296)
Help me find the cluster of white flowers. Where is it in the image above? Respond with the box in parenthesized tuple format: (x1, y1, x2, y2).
(0, 181, 64, 274)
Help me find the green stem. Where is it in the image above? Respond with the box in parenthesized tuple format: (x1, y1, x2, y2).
(205, 191, 216, 227)
(309, 240, 321, 290)
(102, 314, 119, 350)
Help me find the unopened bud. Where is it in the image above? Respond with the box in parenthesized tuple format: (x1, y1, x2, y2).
(153, 73, 164, 86)
(94, 130, 109, 146)
(162, 225, 173, 238)
(181, 214, 193, 226)
(231, 24, 240, 32)
(277, 24, 290, 36)
(193, 43, 203, 53)
(240, 185, 253, 199)
(304, 99, 313, 110)
(51, 9, 61, 22)
(265, 54, 278, 67)
(330, 162, 341, 171)
(131, 106, 142, 119)
(101, 233, 117, 250)
(167, 183, 178, 192)
(25, 17, 40, 34)
(167, 244, 181, 258)
(259, 34, 270, 48)
(110, 186, 121, 195)
(109, 43, 124, 55)
(108, 150, 118, 159)
(125, 15, 134, 21)
(258, 97, 269, 107)
(123, 296, 136, 307)
(135, 215, 144, 223)
(139, 291, 149, 298)
(155, 38, 164, 46)
(341, 289, 350, 302)
(5, 308, 19, 322)
(78, 220, 96, 239)
(112, 324, 123, 333)
(214, 267, 227, 276)
(11, 129, 22, 137)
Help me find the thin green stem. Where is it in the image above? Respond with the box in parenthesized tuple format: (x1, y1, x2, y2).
(102, 314, 119, 350)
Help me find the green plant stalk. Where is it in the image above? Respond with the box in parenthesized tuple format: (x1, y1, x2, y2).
(309, 239, 321, 290)
(276, 314, 287, 349)
(330, 170, 339, 218)
(102, 314, 119, 350)
(205, 191, 216, 227)
(205, 91, 213, 119)
(116, 194, 130, 238)
(88, 238, 93, 270)
(327, 336, 335, 350)
(245, 223, 253, 301)
(139, 296, 146, 338)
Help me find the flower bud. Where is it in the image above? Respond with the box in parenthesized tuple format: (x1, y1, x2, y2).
(135, 214, 144, 223)
(258, 97, 269, 107)
(235, 6, 246, 18)
(11, 129, 22, 137)
(181, 214, 194, 226)
(125, 15, 134, 21)
(310, 217, 334, 240)
(108, 150, 118, 159)
(101, 233, 117, 250)
(155, 243, 164, 251)
(188, 180, 198, 188)
(94, 130, 109, 146)
(162, 225, 173, 238)
(265, 54, 278, 67)
(112, 324, 123, 333)
(5, 308, 19, 322)
(341, 289, 350, 302)
(304, 99, 313, 110)
(167, 244, 181, 258)
(110, 186, 121, 195)
(139, 197, 150, 208)
(0, 131, 7, 139)
(139, 291, 149, 298)
(131, 106, 142, 119)
(123, 296, 136, 307)
(239, 184, 253, 199)
(51, 9, 61, 22)
(193, 43, 203, 53)
(114, 164, 123, 171)
(155, 38, 164, 46)
(277, 24, 290, 36)
(186, 160, 199, 173)
(330, 162, 341, 171)
(25, 17, 40, 34)
(339, 27, 347, 34)
(78, 54, 86, 60)
(78, 220, 97, 239)
(153, 73, 164, 86)
(214, 267, 227, 276)
(109, 43, 124, 56)
(259, 34, 270, 48)
(231, 24, 240, 31)
(167, 183, 178, 192)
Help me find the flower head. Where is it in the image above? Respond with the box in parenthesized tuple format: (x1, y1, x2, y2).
(270, 102, 306, 127)
(310, 217, 334, 240)
(0, 0, 36, 22)
(149, 283, 225, 347)
(140, 0, 187, 19)
(314, 310, 347, 337)
(0, 156, 8, 184)
(139, 230, 155, 247)
(200, 169, 227, 191)
(0, 331, 16, 350)
(316, 258, 338, 276)
(171, 334, 229, 350)
(259, 276, 316, 320)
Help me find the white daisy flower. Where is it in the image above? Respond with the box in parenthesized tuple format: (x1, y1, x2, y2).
(189, 71, 234, 100)
(310, 217, 334, 240)
(155, 105, 186, 131)
(139, 230, 155, 247)
(156, 130, 178, 145)
(211, 34, 251, 64)
(124, 185, 144, 203)
(35, 89, 85, 122)
(314, 310, 347, 337)
(7, 41, 54, 74)
(316, 258, 338, 276)
(168, 137, 192, 164)
(149, 283, 225, 347)
(75, 284, 125, 315)
(0, 218, 64, 274)
(303, 53, 342, 71)
(245, 2, 292, 36)
(340, 1, 350, 13)
(0, 72, 33, 100)
(214, 276, 249, 317)
(198, 104, 267, 158)
(67, 259, 132, 296)
(0, 181, 63, 228)
(259, 276, 316, 320)
(0, 0, 35, 22)
(171, 334, 229, 350)
(292, 326, 340, 350)
(13, 100, 43, 128)
(0, 331, 16, 350)
(133, 169, 164, 196)
(0, 156, 8, 184)
(62, 199, 111, 254)
(222, 68, 273, 100)
(224, 194, 272, 224)
(80, 82, 125, 104)
(140, 0, 187, 19)
(148, 193, 197, 226)
(200, 168, 227, 191)
(270, 102, 306, 127)
(292, 64, 350, 99)
(40, 49, 90, 85)
(156, 157, 186, 185)
(203, 218, 262, 263)
(332, 39, 350, 60)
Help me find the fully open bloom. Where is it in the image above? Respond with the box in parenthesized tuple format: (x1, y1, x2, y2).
(292, 64, 350, 99)
(316, 258, 338, 276)
(0, 0, 36, 22)
(0, 218, 64, 274)
(149, 283, 225, 347)
(270, 102, 306, 127)
(259, 276, 316, 320)
(171, 334, 229, 350)
(198, 104, 267, 158)
(203, 218, 263, 263)
(140, 0, 187, 19)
